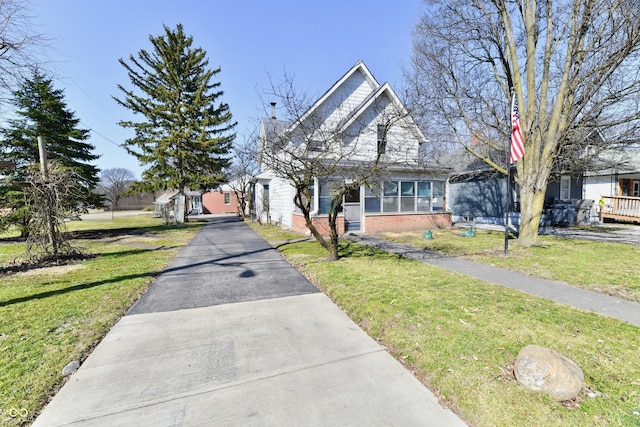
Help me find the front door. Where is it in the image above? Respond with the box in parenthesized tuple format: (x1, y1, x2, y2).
(343, 187, 361, 232)
(190, 195, 202, 215)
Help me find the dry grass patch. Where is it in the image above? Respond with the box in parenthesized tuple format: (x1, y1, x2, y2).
(16, 264, 86, 277)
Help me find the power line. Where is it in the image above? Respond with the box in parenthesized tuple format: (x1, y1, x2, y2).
(66, 75, 121, 123)
(57, 73, 126, 148)
(80, 121, 124, 148)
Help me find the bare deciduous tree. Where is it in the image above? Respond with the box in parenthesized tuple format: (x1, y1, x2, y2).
(24, 162, 85, 263)
(259, 74, 419, 260)
(99, 167, 136, 212)
(226, 133, 260, 218)
(0, 0, 45, 97)
(406, 0, 640, 243)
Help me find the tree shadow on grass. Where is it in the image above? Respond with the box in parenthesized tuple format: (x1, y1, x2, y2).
(66, 223, 202, 240)
(0, 244, 279, 307)
(0, 224, 202, 244)
(0, 246, 168, 307)
(0, 271, 159, 307)
(0, 245, 173, 276)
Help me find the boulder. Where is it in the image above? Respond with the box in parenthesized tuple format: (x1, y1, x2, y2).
(514, 345, 584, 401)
(62, 360, 80, 376)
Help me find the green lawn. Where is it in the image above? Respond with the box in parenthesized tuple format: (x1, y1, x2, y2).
(250, 223, 640, 426)
(3, 217, 640, 426)
(380, 228, 640, 303)
(0, 215, 202, 426)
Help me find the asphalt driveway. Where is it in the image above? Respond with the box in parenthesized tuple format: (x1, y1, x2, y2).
(33, 216, 466, 427)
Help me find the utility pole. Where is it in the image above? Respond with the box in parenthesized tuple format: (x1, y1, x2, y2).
(38, 135, 58, 257)
(38, 135, 48, 179)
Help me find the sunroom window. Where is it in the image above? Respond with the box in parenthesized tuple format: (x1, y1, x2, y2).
(417, 182, 431, 212)
(400, 181, 415, 211)
(364, 185, 381, 213)
(383, 181, 399, 212)
(364, 180, 444, 213)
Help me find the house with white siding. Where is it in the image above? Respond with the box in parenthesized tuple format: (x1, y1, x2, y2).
(255, 61, 451, 235)
(583, 145, 640, 223)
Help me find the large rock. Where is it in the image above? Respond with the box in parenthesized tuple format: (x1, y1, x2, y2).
(62, 360, 80, 376)
(514, 345, 584, 401)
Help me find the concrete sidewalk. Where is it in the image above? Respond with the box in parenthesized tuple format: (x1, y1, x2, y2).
(34, 217, 466, 426)
(347, 234, 640, 327)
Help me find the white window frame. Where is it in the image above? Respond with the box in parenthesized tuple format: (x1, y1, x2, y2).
(560, 175, 571, 200)
(377, 124, 387, 155)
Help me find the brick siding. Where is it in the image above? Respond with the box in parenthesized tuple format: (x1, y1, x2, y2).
(202, 191, 238, 214)
(291, 212, 451, 235)
(364, 212, 452, 234)
(292, 213, 345, 235)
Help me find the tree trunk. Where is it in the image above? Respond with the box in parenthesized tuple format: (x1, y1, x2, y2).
(326, 241, 339, 261)
(516, 161, 551, 244)
(518, 184, 546, 244)
(183, 197, 189, 223)
(327, 209, 340, 261)
(303, 215, 329, 251)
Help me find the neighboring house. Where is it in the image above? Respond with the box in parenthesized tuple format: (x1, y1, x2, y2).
(255, 60, 451, 235)
(444, 147, 585, 226)
(202, 183, 239, 215)
(154, 190, 204, 217)
(154, 183, 242, 216)
(583, 145, 640, 223)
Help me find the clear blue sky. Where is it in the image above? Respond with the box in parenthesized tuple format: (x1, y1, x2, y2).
(29, 0, 423, 179)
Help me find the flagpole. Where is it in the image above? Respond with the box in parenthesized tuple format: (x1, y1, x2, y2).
(505, 91, 514, 255)
(505, 148, 511, 254)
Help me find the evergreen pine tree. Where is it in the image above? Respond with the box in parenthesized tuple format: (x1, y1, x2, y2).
(0, 72, 101, 234)
(114, 24, 236, 222)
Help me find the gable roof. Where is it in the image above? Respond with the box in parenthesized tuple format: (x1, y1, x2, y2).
(286, 60, 426, 144)
(308, 60, 380, 119)
(337, 81, 428, 144)
(439, 144, 505, 175)
(585, 144, 640, 176)
(286, 61, 380, 135)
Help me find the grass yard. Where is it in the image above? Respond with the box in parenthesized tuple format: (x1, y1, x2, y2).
(381, 228, 640, 303)
(0, 214, 202, 426)
(250, 223, 640, 426)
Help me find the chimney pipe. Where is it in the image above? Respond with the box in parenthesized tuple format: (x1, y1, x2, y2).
(270, 102, 277, 119)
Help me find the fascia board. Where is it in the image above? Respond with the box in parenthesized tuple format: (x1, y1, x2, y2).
(287, 61, 380, 135)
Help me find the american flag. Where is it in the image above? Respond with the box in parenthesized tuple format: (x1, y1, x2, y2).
(510, 94, 525, 164)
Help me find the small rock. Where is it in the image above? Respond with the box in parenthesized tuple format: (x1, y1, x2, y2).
(62, 360, 80, 376)
(514, 345, 584, 401)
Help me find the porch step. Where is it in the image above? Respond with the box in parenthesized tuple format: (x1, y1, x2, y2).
(346, 222, 361, 232)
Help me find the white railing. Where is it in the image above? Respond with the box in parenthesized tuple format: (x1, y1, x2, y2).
(600, 195, 640, 221)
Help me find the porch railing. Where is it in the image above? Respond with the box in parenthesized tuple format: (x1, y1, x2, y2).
(600, 195, 640, 222)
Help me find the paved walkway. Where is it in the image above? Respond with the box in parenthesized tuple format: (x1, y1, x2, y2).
(34, 217, 466, 427)
(346, 234, 640, 327)
(454, 220, 640, 247)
